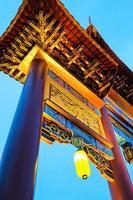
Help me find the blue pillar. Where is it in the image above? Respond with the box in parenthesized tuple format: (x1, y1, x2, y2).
(0, 59, 47, 200)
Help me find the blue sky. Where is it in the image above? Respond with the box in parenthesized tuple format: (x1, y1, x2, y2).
(0, 1, 133, 200)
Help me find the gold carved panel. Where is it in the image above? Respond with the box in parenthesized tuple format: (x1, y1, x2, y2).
(49, 84, 103, 135)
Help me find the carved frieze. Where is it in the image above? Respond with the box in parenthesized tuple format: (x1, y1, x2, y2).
(42, 105, 114, 181)
(50, 84, 101, 135)
(44, 105, 113, 158)
(42, 118, 72, 144)
(83, 145, 114, 182)
(48, 70, 100, 114)
(105, 98, 133, 125)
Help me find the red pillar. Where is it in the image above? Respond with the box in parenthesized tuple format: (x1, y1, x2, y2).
(0, 59, 47, 200)
(108, 181, 121, 200)
(101, 106, 133, 200)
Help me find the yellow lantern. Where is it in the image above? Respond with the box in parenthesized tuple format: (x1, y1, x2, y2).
(74, 150, 91, 179)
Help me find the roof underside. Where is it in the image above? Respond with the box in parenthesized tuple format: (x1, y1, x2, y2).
(87, 25, 133, 105)
(0, 0, 132, 105)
